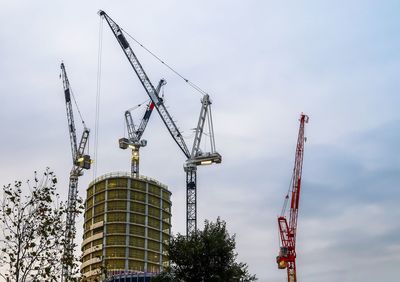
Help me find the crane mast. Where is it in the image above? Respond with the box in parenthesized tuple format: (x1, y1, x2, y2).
(99, 10, 221, 235)
(185, 94, 221, 234)
(277, 113, 309, 282)
(119, 79, 166, 177)
(60, 63, 91, 281)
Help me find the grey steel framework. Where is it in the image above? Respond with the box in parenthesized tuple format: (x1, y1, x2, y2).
(99, 10, 221, 236)
(60, 63, 92, 281)
(119, 79, 166, 178)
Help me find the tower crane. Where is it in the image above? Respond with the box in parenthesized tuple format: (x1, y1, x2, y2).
(119, 79, 166, 177)
(99, 10, 221, 235)
(60, 63, 92, 281)
(277, 113, 309, 282)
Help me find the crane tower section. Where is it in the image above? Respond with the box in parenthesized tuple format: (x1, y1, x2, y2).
(277, 113, 309, 282)
(60, 63, 92, 281)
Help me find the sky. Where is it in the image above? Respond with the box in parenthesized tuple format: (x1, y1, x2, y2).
(0, 1, 400, 281)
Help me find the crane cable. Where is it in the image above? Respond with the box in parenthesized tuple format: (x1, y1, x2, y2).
(126, 98, 151, 113)
(69, 86, 90, 156)
(93, 16, 103, 180)
(281, 177, 293, 217)
(121, 28, 207, 97)
(281, 132, 308, 217)
(69, 87, 87, 129)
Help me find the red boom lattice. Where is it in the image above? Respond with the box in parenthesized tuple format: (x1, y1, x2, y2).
(277, 114, 309, 282)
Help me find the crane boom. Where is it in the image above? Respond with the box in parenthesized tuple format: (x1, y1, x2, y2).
(277, 113, 308, 282)
(60, 63, 91, 281)
(61, 63, 78, 163)
(99, 10, 190, 159)
(136, 102, 154, 138)
(100, 10, 221, 235)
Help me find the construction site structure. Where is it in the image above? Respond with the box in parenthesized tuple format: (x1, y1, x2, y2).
(119, 79, 166, 178)
(99, 10, 221, 236)
(80, 172, 171, 281)
(60, 62, 92, 281)
(277, 113, 309, 282)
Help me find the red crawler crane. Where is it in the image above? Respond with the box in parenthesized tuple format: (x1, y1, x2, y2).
(277, 113, 309, 282)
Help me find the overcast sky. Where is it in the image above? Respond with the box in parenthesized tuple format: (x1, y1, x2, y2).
(1, 1, 399, 281)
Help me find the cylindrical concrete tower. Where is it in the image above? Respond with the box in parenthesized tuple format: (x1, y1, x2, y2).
(80, 172, 172, 281)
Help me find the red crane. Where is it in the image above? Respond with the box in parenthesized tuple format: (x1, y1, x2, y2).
(277, 113, 309, 282)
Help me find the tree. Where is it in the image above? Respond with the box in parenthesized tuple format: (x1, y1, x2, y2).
(0, 168, 80, 281)
(154, 218, 257, 282)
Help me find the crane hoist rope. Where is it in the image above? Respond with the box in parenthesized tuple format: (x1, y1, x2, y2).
(281, 178, 293, 216)
(93, 15, 104, 180)
(67, 84, 87, 129)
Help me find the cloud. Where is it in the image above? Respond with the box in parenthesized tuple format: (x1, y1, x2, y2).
(0, 1, 400, 281)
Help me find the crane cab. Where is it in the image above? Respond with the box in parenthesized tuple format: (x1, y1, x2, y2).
(277, 256, 288, 269)
(277, 247, 289, 269)
(76, 155, 91, 170)
(119, 138, 129, 149)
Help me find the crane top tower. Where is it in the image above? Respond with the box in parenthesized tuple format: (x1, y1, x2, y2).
(277, 113, 309, 282)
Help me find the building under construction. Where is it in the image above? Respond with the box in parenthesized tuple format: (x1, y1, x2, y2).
(80, 172, 172, 281)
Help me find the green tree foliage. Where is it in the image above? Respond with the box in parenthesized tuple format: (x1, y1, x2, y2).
(0, 168, 80, 281)
(154, 218, 257, 282)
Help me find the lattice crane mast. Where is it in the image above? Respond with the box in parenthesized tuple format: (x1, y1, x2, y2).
(60, 62, 92, 281)
(119, 79, 166, 177)
(99, 10, 221, 235)
(277, 113, 309, 282)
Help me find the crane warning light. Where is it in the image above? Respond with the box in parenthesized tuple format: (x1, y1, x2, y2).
(277, 258, 287, 269)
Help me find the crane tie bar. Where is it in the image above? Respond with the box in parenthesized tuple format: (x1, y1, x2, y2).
(121, 28, 208, 97)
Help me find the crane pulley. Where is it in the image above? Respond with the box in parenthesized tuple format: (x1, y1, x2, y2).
(99, 10, 221, 235)
(60, 62, 92, 281)
(277, 113, 309, 282)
